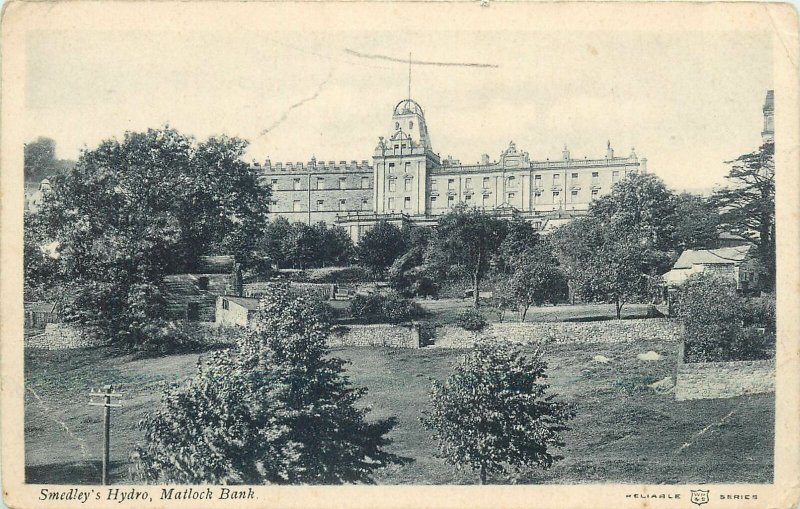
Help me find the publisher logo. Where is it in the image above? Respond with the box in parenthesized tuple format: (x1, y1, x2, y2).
(691, 490, 710, 506)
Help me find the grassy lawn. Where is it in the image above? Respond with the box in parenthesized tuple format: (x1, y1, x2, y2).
(24, 338, 773, 485)
(416, 299, 654, 325)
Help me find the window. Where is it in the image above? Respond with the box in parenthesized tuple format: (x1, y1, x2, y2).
(271, 178, 278, 188)
(404, 179, 412, 192)
(293, 178, 301, 190)
(338, 199, 346, 211)
(508, 192, 515, 201)
(338, 177, 346, 190)
(448, 179, 455, 190)
(389, 180, 396, 192)
(507, 176, 516, 187)
(591, 189, 599, 197)
(448, 195, 455, 207)
(553, 174, 560, 183)
(570, 190, 578, 203)
(465, 194, 472, 202)
(388, 197, 395, 210)
(431, 179, 438, 191)
(483, 177, 490, 188)
(534, 175, 542, 187)
(292, 200, 301, 212)
(482, 194, 489, 207)
(431, 196, 437, 207)
(316, 199, 324, 210)
(572, 173, 579, 180)
(409, 121, 414, 129)
(395, 121, 400, 130)
(591, 171, 599, 180)
(552, 191, 560, 202)
(612, 170, 620, 182)
(465, 178, 472, 189)
(317, 177, 325, 190)
(361, 176, 370, 189)
(388, 163, 395, 174)
(404, 196, 411, 209)
(405, 162, 411, 173)
(222, 298, 229, 310)
(361, 199, 369, 210)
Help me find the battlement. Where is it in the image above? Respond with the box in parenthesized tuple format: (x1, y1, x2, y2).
(252, 158, 373, 173)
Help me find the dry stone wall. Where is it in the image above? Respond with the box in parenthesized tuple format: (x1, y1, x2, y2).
(328, 324, 420, 348)
(674, 358, 775, 401)
(433, 319, 683, 348)
(25, 323, 107, 350)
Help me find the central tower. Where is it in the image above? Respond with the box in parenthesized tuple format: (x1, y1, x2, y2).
(372, 99, 440, 216)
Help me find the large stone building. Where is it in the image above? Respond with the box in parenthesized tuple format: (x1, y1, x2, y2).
(256, 98, 648, 240)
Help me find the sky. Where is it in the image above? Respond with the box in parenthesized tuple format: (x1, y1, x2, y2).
(24, 27, 773, 193)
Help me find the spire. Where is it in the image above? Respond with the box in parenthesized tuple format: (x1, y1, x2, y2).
(408, 52, 412, 102)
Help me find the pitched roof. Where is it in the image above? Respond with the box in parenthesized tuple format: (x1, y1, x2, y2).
(24, 301, 56, 313)
(673, 245, 752, 269)
(222, 295, 261, 310)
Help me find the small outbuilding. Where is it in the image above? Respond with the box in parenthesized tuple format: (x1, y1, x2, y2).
(216, 295, 261, 328)
(662, 244, 760, 293)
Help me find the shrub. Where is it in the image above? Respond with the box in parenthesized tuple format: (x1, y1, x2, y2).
(349, 292, 422, 324)
(133, 284, 403, 484)
(456, 308, 488, 331)
(678, 273, 774, 362)
(421, 340, 574, 484)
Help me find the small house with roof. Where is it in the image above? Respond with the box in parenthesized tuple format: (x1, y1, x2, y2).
(215, 295, 261, 328)
(162, 255, 240, 322)
(662, 245, 760, 292)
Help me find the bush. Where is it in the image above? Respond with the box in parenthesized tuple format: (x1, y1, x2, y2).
(456, 308, 488, 331)
(349, 292, 422, 324)
(678, 273, 774, 362)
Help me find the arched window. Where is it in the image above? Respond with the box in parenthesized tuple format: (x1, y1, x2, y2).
(395, 122, 400, 130)
(409, 121, 414, 129)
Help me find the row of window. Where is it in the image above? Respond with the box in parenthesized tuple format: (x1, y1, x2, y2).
(387, 161, 413, 174)
(388, 179, 413, 192)
(280, 198, 371, 212)
(428, 189, 600, 208)
(271, 176, 372, 191)
(430, 171, 621, 191)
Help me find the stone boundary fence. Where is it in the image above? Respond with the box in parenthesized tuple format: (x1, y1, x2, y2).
(431, 318, 684, 348)
(328, 323, 421, 348)
(673, 342, 775, 401)
(25, 323, 107, 350)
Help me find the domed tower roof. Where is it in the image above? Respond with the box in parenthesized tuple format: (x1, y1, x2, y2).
(394, 99, 425, 117)
(388, 98, 433, 152)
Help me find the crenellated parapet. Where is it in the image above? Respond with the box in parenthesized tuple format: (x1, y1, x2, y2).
(251, 158, 373, 173)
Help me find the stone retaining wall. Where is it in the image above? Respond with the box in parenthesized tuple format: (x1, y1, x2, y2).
(433, 318, 683, 348)
(25, 323, 107, 350)
(674, 340, 775, 401)
(328, 324, 420, 348)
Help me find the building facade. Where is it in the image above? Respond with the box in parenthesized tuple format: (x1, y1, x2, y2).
(257, 98, 648, 240)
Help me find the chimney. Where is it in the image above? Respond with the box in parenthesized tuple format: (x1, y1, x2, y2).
(481, 154, 490, 165)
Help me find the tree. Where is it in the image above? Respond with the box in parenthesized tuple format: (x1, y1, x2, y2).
(590, 172, 677, 251)
(497, 214, 539, 272)
(713, 142, 775, 290)
(429, 205, 508, 307)
(32, 127, 270, 346)
(356, 220, 407, 275)
(134, 285, 403, 484)
(24, 137, 57, 182)
(422, 339, 574, 484)
(506, 243, 567, 321)
(672, 192, 720, 250)
(550, 217, 653, 319)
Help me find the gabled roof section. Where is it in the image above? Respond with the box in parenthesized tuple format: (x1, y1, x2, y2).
(673, 245, 752, 269)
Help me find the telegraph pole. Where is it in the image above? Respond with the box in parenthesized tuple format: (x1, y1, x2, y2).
(88, 385, 123, 485)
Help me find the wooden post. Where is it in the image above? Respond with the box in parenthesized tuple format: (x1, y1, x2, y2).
(89, 385, 123, 485)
